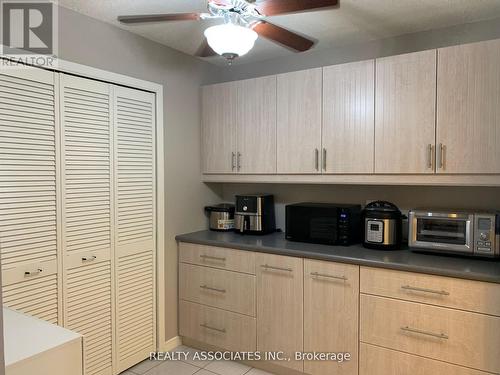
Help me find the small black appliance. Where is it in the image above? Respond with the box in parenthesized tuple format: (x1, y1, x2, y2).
(285, 202, 362, 246)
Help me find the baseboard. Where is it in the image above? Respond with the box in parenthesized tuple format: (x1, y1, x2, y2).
(160, 336, 182, 352)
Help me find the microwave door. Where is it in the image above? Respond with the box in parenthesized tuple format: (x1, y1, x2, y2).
(412, 216, 473, 253)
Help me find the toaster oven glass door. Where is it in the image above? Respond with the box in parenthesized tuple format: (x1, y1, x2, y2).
(411, 214, 473, 253)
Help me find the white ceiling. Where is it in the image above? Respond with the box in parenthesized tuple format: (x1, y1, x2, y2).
(59, 0, 500, 66)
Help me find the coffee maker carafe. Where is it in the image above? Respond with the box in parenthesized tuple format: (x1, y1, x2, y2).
(235, 194, 276, 234)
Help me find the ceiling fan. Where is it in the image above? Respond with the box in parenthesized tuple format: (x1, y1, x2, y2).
(118, 0, 339, 63)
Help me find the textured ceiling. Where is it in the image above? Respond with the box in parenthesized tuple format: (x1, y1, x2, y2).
(59, 0, 500, 66)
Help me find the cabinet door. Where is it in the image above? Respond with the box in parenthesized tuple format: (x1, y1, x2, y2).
(375, 50, 436, 174)
(437, 39, 500, 173)
(236, 76, 276, 174)
(323, 60, 375, 173)
(256, 253, 303, 372)
(0, 66, 60, 324)
(277, 68, 322, 174)
(202, 82, 237, 174)
(113, 86, 156, 372)
(304, 260, 359, 375)
(60, 74, 114, 375)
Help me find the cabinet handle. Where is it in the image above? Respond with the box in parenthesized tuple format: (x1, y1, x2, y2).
(200, 284, 226, 293)
(24, 268, 43, 277)
(237, 152, 241, 171)
(82, 255, 97, 262)
(231, 152, 236, 171)
(401, 285, 449, 296)
(427, 144, 434, 169)
(438, 143, 446, 169)
(200, 254, 226, 262)
(400, 326, 448, 340)
(310, 271, 347, 281)
(200, 323, 226, 333)
(261, 264, 293, 273)
(315, 149, 319, 171)
(322, 148, 327, 171)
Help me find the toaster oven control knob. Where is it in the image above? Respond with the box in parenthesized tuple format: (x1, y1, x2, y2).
(480, 232, 489, 240)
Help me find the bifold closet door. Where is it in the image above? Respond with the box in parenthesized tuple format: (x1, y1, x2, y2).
(60, 74, 114, 375)
(0, 66, 60, 324)
(113, 86, 156, 372)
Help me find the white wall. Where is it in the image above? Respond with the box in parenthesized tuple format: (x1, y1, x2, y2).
(221, 184, 500, 230)
(57, 6, 223, 342)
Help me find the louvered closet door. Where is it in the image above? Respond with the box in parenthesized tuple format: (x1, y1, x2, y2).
(0, 66, 60, 324)
(60, 74, 114, 375)
(113, 86, 156, 372)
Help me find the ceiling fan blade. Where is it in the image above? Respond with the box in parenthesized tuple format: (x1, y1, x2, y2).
(118, 13, 202, 24)
(196, 38, 218, 58)
(255, 0, 338, 16)
(252, 21, 314, 52)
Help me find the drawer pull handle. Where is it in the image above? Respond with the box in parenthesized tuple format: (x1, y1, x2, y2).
(400, 326, 449, 340)
(200, 254, 226, 262)
(200, 285, 226, 293)
(200, 323, 226, 333)
(82, 256, 97, 262)
(24, 268, 43, 277)
(311, 272, 347, 281)
(261, 264, 293, 273)
(401, 285, 449, 296)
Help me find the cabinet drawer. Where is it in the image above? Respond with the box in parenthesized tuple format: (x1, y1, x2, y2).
(179, 242, 255, 274)
(179, 263, 256, 316)
(179, 300, 256, 352)
(360, 343, 490, 375)
(360, 294, 500, 374)
(360, 266, 500, 316)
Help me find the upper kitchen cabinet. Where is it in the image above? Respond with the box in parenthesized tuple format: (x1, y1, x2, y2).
(277, 68, 322, 174)
(375, 50, 437, 174)
(202, 81, 238, 174)
(236, 76, 277, 174)
(323, 60, 375, 174)
(437, 39, 500, 174)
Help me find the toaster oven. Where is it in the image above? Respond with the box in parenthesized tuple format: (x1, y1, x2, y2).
(408, 210, 500, 257)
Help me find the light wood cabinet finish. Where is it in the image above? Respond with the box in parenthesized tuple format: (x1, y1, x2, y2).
(236, 76, 277, 174)
(323, 60, 375, 174)
(202, 82, 237, 174)
(179, 300, 256, 352)
(256, 253, 304, 372)
(437, 39, 500, 173)
(179, 243, 256, 274)
(360, 294, 500, 374)
(180, 263, 256, 316)
(360, 267, 500, 316)
(360, 343, 490, 375)
(374, 50, 437, 174)
(277, 68, 322, 174)
(304, 260, 359, 375)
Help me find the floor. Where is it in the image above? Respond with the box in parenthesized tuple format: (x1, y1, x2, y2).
(122, 346, 275, 375)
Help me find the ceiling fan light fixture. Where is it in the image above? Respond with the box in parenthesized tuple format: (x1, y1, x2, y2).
(204, 23, 258, 60)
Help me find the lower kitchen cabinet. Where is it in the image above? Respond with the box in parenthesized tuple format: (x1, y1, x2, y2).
(179, 300, 256, 352)
(256, 253, 304, 372)
(304, 260, 359, 375)
(178, 242, 500, 375)
(359, 343, 491, 375)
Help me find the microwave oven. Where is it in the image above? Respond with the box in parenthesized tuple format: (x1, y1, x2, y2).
(408, 209, 500, 257)
(285, 203, 362, 246)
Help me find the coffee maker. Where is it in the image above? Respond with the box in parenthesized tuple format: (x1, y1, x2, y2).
(235, 194, 276, 234)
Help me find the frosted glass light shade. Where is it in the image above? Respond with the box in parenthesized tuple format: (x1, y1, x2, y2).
(204, 23, 258, 58)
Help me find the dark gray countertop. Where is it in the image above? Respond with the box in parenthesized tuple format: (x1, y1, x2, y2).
(176, 230, 500, 284)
